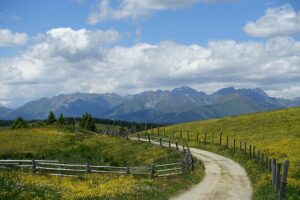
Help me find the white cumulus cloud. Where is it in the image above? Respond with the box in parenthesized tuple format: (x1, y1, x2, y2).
(88, 0, 235, 24)
(33, 27, 121, 57)
(0, 27, 300, 107)
(0, 29, 28, 47)
(244, 4, 300, 38)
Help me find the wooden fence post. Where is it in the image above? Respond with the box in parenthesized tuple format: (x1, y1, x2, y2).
(262, 153, 264, 164)
(181, 161, 185, 174)
(249, 145, 252, 159)
(196, 131, 199, 142)
(244, 142, 247, 152)
(269, 158, 272, 172)
(183, 149, 193, 173)
(279, 160, 289, 200)
(169, 140, 171, 148)
(253, 146, 256, 158)
(191, 156, 194, 171)
(145, 126, 148, 136)
(257, 149, 260, 163)
(226, 136, 229, 148)
(159, 138, 162, 146)
(148, 133, 151, 144)
(150, 165, 155, 178)
(86, 163, 91, 173)
(219, 132, 223, 146)
(266, 156, 269, 170)
(275, 163, 281, 192)
(204, 131, 207, 144)
(233, 139, 236, 151)
(176, 142, 179, 151)
(272, 158, 277, 186)
(126, 166, 129, 175)
(157, 127, 160, 137)
(32, 159, 36, 174)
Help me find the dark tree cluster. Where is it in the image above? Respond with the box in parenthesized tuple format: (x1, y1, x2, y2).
(79, 113, 96, 131)
(11, 117, 27, 129)
(4, 111, 164, 132)
(0, 120, 13, 127)
(93, 118, 164, 132)
(47, 112, 65, 125)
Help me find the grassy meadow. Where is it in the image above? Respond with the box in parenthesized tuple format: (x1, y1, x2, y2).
(143, 107, 300, 200)
(0, 126, 204, 200)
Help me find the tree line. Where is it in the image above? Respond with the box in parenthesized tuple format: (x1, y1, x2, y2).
(4, 112, 163, 132)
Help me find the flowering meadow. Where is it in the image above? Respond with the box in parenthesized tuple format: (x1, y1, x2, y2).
(0, 127, 204, 200)
(156, 107, 300, 200)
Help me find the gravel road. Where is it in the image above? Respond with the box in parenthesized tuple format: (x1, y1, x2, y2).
(131, 137, 252, 200)
(170, 147, 252, 200)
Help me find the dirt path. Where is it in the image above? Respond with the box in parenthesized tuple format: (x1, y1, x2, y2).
(170, 148, 252, 200)
(131, 138, 252, 200)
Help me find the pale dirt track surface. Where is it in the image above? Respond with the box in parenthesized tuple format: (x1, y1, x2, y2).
(170, 148, 252, 200)
(131, 138, 252, 200)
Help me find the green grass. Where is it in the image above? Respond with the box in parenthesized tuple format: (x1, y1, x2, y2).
(0, 126, 204, 200)
(144, 107, 300, 200)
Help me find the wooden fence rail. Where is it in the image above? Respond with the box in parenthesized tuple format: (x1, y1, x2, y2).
(0, 160, 59, 163)
(0, 156, 192, 178)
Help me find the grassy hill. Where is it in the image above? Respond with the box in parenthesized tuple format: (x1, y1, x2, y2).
(0, 126, 204, 200)
(148, 107, 300, 200)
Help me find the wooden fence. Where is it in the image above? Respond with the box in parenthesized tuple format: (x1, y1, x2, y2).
(129, 128, 289, 200)
(0, 148, 193, 178)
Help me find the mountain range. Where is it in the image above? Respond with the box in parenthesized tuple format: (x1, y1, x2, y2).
(1, 86, 300, 123)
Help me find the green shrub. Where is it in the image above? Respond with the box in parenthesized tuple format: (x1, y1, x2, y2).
(11, 117, 27, 129)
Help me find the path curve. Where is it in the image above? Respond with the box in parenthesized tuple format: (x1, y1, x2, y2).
(131, 138, 252, 200)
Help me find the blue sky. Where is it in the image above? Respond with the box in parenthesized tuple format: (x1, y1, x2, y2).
(0, 0, 300, 107)
(1, 0, 298, 46)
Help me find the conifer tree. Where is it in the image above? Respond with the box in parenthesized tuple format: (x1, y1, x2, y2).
(47, 111, 56, 124)
(58, 113, 65, 125)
